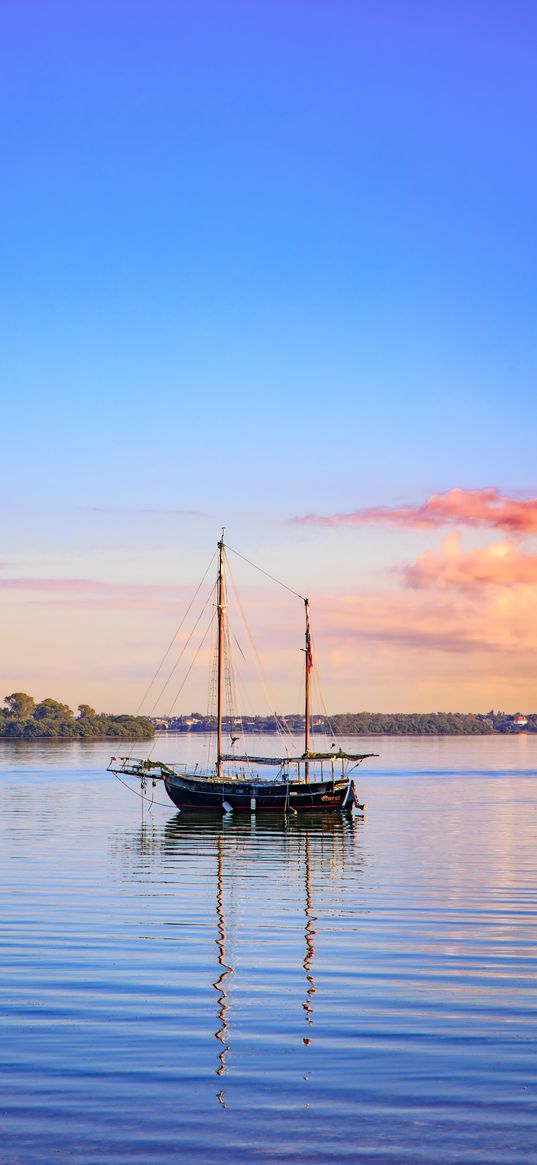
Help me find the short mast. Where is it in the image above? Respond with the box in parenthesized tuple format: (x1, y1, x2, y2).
(304, 598, 312, 784)
(216, 531, 225, 779)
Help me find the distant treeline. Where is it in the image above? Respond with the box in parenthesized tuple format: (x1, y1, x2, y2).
(156, 711, 536, 736)
(322, 712, 536, 736)
(5, 694, 530, 738)
(0, 693, 155, 740)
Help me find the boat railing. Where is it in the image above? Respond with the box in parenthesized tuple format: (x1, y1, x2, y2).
(108, 754, 363, 785)
(108, 756, 175, 780)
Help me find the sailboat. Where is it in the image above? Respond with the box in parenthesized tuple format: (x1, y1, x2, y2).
(108, 534, 376, 812)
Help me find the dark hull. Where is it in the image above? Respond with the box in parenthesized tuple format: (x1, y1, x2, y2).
(164, 771, 359, 813)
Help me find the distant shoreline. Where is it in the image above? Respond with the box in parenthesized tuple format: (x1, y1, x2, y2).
(2, 697, 533, 740)
(150, 710, 535, 737)
(156, 728, 533, 738)
(0, 727, 532, 742)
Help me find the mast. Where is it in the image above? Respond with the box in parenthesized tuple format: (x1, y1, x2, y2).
(216, 531, 225, 779)
(304, 598, 311, 783)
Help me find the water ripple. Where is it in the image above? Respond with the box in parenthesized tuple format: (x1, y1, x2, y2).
(1, 737, 537, 1162)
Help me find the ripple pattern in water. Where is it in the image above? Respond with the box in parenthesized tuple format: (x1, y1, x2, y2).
(1, 736, 537, 1163)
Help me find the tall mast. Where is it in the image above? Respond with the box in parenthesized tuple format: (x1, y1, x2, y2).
(216, 531, 225, 778)
(304, 598, 311, 784)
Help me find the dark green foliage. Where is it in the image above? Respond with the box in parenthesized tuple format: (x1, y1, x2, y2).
(3, 692, 36, 720)
(163, 711, 533, 735)
(0, 693, 154, 740)
(34, 698, 74, 722)
(328, 712, 496, 735)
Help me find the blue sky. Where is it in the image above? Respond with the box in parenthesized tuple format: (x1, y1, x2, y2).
(1, 2, 536, 712)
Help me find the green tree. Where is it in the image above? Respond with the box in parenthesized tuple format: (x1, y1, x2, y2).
(77, 704, 97, 719)
(34, 699, 73, 721)
(4, 692, 35, 719)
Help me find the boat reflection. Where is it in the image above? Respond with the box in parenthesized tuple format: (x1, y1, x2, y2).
(165, 812, 363, 1104)
(112, 811, 364, 1106)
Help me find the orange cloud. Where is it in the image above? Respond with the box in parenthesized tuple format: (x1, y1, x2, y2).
(292, 487, 537, 533)
(403, 534, 537, 592)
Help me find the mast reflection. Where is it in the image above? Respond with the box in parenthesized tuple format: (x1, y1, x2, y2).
(214, 833, 234, 1098)
(302, 831, 317, 1042)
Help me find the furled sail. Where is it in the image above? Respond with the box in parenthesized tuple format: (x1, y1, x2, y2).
(220, 750, 376, 765)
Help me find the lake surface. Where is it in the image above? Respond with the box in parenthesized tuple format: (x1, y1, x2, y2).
(1, 734, 536, 1163)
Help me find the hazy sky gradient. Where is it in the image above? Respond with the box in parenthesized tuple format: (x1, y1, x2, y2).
(2, 1, 536, 713)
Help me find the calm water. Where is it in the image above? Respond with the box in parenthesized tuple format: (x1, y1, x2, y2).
(1, 734, 536, 1164)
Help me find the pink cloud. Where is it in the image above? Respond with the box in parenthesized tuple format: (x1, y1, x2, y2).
(292, 488, 537, 534)
(404, 535, 537, 592)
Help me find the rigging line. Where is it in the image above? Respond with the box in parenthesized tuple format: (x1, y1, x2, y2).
(309, 619, 337, 742)
(233, 633, 247, 662)
(218, 589, 254, 776)
(224, 629, 239, 734)
(144, 605, 217, 763)
(165, 610, 217, 720)
(227, 667, 256, 778)
(148, 582, 217, 717)
(313, 669, 337, 742)
(226, 554, 289, 739)
(110, 769, 175, 810)
(219, 600, 254, 775)
(204, 625, 219, 773)
(226, 556, 293, 740)
(226, 543, 306, 602)
(313, 673, 337, 742)
(136, 549, 217, 716)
